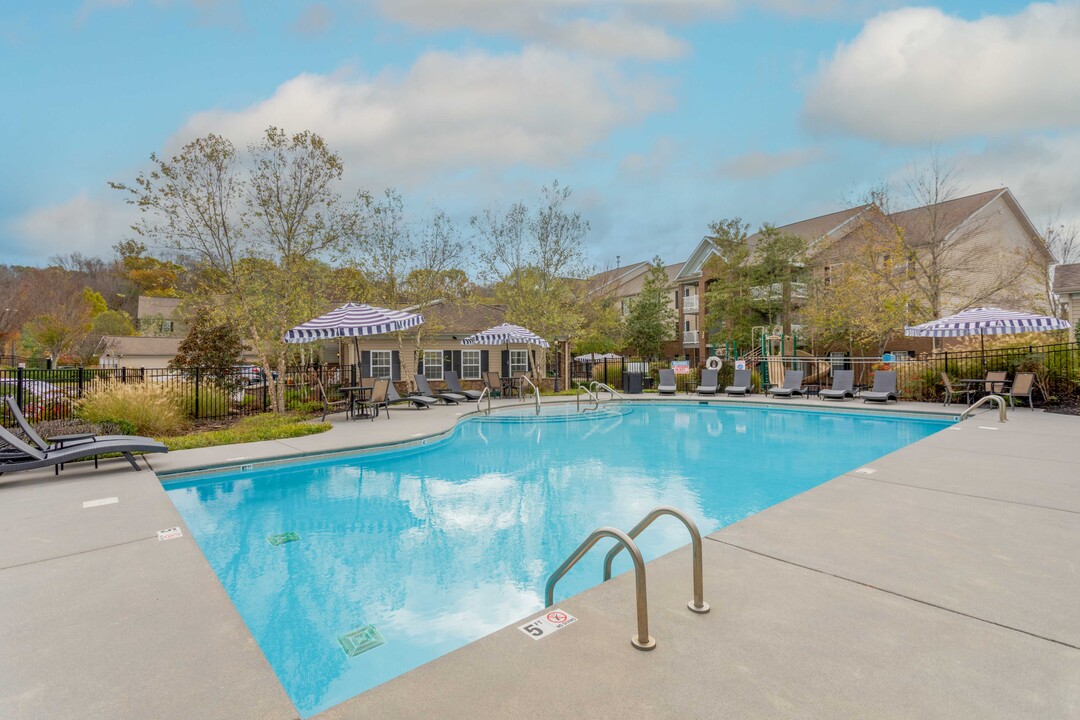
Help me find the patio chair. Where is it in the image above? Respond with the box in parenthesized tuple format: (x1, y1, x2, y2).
(983, 371, 1008, 395)
(0, 423, 166, 476)
(657, 369, 677, 395)
(484, 371, 502, 398)
(725, 369, 753, 396)
(388, 383, 437, 410)
(357, 378, 390, 420)
(940, 372, 973, 407)
(1006, 371, 1037, 410)
(415, 374, 466, 404)
(3, 396, 159, 451)
(862, 370, 899, 403)
(445, 371, 483, 400)
(694, 369, 719, 396)
(765, 370, 805, 398)
(819, 370, 855, 401)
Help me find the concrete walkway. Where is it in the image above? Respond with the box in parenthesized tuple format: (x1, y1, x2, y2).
(2, 396, 1078, 719)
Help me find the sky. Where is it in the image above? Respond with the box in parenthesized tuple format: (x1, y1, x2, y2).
(1, 0, 1078, 271)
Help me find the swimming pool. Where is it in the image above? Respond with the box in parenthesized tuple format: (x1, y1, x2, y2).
(165, 403, 951, 717)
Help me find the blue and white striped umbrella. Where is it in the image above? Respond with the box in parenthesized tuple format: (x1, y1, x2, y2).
(283, 302, 424, 343)
(460, 323, 550, 348)
(904, 307, 1071, 338)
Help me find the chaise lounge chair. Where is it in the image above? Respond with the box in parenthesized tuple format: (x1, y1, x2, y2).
(415, 374, 466, 404)
(388, 383, 438, 409)
(658, 369, 677, 395)
(725, 369, 753, 396)
(695, 369, 719, 396)
(445, 371, 483, 400)
(862, 370, 899, 403)
(819, 370, 855, 401)
(0, 423, 167, 476)
(3, 396, 160, 450)
(766, 370, 805, 398)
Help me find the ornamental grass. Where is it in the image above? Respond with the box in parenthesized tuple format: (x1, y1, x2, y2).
(77, 381, 188, 437)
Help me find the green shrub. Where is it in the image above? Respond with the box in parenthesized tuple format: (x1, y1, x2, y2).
(77, 381, 188, 436)
(161, 413, 331, 450)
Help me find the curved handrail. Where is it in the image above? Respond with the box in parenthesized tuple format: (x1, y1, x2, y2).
(592, 382, 624, 401)
(960, 394, 1007, 422)
(475, 385, 491, 415)
(545, 527, 655, 650)
(603, 506, 709, 614)
(576, 382, 599, 413)
(520, 374, 541, 415)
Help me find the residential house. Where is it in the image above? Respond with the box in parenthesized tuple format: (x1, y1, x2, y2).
(136, 296, 187, 336)
(673, 188, 1051, 362)
(1053, 264, 1080, 342)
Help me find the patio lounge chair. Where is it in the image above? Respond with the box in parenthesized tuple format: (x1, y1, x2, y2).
(1006, 371, 1036, 410)
(0, 423, 166, 476)
(445, 371, 483, 400)
(862, 370, 899, 403)
(415, 374, 466, 404)
(984, 371, 1008, 396)
(388, 383, 437, 409)
(3, 397, 159, 450)
(725, 369, 753, 396)
(766, 370, 805, 398)
(658, 369, 677, 395)
(819, 370, 855, 401)
(484, 371, 502, 398)
(695, 369, 719, 396)
(940, 372, 973, 407)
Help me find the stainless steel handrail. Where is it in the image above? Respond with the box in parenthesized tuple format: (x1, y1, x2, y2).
(592, 382, 624, 401)
(476, 385, 491, 415)
(960, 394, 1008, 422)
(520, 374, 541, 415)
(603, 506, 710, 614)
(576, 382, 599, 413)
(545, 527, 655, 650)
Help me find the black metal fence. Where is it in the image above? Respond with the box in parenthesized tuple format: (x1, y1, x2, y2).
(0, 365, 352, 427)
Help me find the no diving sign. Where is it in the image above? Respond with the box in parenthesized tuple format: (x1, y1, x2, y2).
(519, 609, 577, 640)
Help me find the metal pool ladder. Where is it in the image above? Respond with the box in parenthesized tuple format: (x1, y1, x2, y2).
(961, 394, 1008, 422)
(544, 506, 709, 651)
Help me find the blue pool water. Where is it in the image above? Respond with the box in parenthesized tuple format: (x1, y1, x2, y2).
(165, 403, 951, 716)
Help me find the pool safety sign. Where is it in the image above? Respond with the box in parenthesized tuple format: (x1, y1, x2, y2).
(519, 609, 577, 640)
(671, 360, 690, 375)
(157, 527, 183, 541)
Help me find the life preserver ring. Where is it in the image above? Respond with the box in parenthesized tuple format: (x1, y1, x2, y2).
(705, 356, 722, 371)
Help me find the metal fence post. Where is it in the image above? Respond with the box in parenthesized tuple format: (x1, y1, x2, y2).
(16, 365, 23, 409)
(262, 375, 269, 412)
(121, 366, 127, 383)
(194, 367, 200, 419)
(77, 366, 84, 398)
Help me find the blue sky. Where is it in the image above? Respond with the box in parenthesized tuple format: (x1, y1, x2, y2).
(2, 0, 1077, 270)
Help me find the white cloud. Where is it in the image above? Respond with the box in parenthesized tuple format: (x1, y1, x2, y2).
(10, 192, 137, 260)
(719, 146, 826, 179)
(173, 48, 671, 188)
(804, 3, 1080, 144)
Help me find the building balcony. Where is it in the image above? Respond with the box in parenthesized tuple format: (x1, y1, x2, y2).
(683, 330, 699, 346)
(682, 294, 699, 313)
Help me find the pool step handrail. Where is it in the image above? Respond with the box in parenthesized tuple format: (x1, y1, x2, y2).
(603, 506, 710, 615)
(576, 382, 600, 413)
(545, 527, 655, 650)
(476, 385, 491, 415)
(520, 374, 541, 415)
(961, 394, 1008, 422)
(591, 381, 624, 401)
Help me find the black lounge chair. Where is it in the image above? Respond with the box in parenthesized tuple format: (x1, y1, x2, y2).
(3, 397, 158, 450)
(0, 424, 166, 476)
(415, 374, 466, 404)
(862, 370, 899, 403)
(819, 370, 855, 401)
(445, 371, 482, 400)
(658, 369, 677, 395)
(388, 383, 437, 409)
(695, 369, 719, 396)
(725, 369, 753, 396)
(766, 370, 805, 398)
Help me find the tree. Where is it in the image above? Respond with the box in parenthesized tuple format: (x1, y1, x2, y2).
(20, 268, 95, 362)
(623, 257, 676, 357)
(1041, 218, 1080, 318)
(750, 225, 808, 334)
(702, 218, 754, 349)
(112, 127, 361, 411)
(472, 180, 591, 340)
(114, 239, 185, 297)
(171, 314, 245, 372)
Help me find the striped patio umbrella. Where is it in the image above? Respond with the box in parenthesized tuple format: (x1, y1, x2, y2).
(284, 303, 424, 342)
(904, 306, 1071, 366)
(460, 323, 550, 348)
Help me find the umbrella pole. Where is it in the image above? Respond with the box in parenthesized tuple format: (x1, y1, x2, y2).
(981, 333, 986, 371)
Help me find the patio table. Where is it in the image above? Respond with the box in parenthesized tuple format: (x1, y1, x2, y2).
(340, 385, 374, 420)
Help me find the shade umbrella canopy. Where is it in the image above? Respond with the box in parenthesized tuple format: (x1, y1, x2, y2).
(904, 307, 1070, 337)
(283, 303, 424, 343)
(574, 353, 604, 362)
(460, 323, 550, 348)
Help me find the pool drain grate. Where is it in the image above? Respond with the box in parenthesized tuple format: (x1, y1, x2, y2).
(267, 532, 300, 546)
(338, 625, 385, 657)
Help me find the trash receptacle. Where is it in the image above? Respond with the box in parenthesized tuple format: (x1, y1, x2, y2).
(624, 372, 643, 394)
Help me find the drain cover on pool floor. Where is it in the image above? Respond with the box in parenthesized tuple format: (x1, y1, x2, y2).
(338, 625, 385, 657)
(267, 532, 300, 546)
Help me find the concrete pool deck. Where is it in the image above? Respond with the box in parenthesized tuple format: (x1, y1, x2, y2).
(1, 395, 1078, 719)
